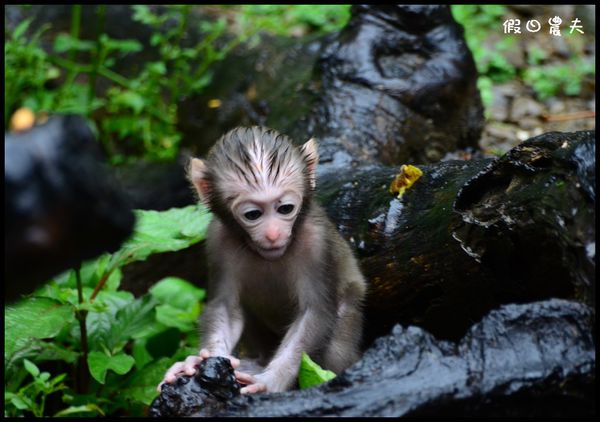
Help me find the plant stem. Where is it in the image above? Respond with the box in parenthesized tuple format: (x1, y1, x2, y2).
(88, 5, 107, 109)
(67, 4, 81, 83)
(89, 270, 112, 302)
(170, 5, 191, 101)
(75, 265, 89, 394)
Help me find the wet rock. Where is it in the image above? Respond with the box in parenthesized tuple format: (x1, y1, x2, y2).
(311, 5, 484, 165)
(179, 5, 484, 167)
(4, 115, 135, 302)
(179, 299, 594, 417)
(112, 157, 195, 211)
(149, 357, 241, 417)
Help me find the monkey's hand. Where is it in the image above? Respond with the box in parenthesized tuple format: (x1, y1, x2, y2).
(156, 348, 241, 392)
(234, 370, 268, 394)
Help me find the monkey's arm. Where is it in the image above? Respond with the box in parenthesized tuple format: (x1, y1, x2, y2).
(199, 293, 244, 356)
(158, 273, 244, 390)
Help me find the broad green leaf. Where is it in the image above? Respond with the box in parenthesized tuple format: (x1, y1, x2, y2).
(87, 351, 135, 384)
(298, 352, 336, 389)
(149, 277, 205, 310)
(5, 297, 74, 369)
(132, 340, 154, 370)
(88, 295, 158, 354)
(6, 392, 31, 410)
(111, 205, 211, 267)
(155, 303, 199, 332)
(35, 340, 79, 364)
(84, 291, 135, 352)
(23, 359, 40, 377)
(119, 357, 172, 405)
(111, 296, 159, 343)
(112, 90, 146, 114)
(54, 404, 105, 417)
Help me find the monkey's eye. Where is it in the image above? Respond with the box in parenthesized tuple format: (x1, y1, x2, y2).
(244, 210, 263, 221)
(277, 204, 295, 215)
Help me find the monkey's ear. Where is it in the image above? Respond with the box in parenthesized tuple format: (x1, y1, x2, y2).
(300, 138, 319, 189)
(188, 158, 212, 203)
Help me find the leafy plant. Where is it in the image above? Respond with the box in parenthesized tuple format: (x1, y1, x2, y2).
(4, 18, 59, 126)
(231, 5, 351, 39)
(452, 5, 595, 109)
(522, 58, 595, 100)
(5, 205, 211, 416)
(5, 359, 72, 417)
(6, 5, 352, 164)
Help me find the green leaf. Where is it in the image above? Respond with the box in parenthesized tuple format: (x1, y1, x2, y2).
(13, 18, 33, 40)
(87, 351, 135, 384)
(99, 34, 143, 54)
(6, 392, 31, 410)
(35, 340, 79, 364)
(150, 277, 205, 310)
(298, 352, 336, 389)
(87, 294, 154, 353)
(53, 33, 95, 53)
(110, 296, 159, 346)
(5, 297, 74, 369)
(23, 359, 40, 377)
(132, 340, 154, 370)
(54, 404, 105, 417)
(112, 90, 146, 114)
(120, 357, 173, 405)
(155, 303, 198, 332)
(111, 205, 211, 268)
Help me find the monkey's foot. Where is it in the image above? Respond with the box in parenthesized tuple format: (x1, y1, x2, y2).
(235, 371, 267, 394)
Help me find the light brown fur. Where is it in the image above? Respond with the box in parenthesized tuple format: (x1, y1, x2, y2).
(160, 127, 366, 394)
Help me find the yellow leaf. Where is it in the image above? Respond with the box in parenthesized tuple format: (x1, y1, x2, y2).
(389, 164, 423, 199)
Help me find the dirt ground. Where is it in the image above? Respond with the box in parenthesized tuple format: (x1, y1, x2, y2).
(477, 5, 595, 156)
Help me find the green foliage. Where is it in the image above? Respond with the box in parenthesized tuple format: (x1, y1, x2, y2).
(523, 58, 595, 101)
(5, 5, 351, 164)
(451, 5, 595, 110)
(451, 5, 514, 111)
(298, 352, 336, 389)
(4, 205, 211, 416)
(4, 18, 59, 126)
(4, 360, 71, 417)
(232, 5, 351, 39)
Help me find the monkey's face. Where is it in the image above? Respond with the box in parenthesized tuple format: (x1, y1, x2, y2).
(232, 189, 302, 260)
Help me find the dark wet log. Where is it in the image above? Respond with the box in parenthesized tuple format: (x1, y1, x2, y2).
(149, 299, 594, 417)
(4, 116, 135, 302)
(315, 130, 595, 345)
(180, 5, 483, 165)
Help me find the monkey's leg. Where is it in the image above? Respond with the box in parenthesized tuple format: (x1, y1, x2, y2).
(323, 300, 363, 374)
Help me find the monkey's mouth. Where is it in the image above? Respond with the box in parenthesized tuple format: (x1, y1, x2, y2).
(255, 245, 287, 260)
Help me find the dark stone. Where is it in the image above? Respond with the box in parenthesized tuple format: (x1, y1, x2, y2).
(4, 115, 135, 301)
(154, 299, 593, 417)
(112, 158, 196, 211)
(149, 357, 241, 417)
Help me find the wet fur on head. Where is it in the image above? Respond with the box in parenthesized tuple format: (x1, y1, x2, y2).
(187, 126, 319, 238)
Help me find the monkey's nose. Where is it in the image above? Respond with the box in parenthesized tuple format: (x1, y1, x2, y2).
(265, 227, 280, 243)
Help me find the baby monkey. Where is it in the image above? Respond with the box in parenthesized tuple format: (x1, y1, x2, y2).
(159, 126, 366, 394)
